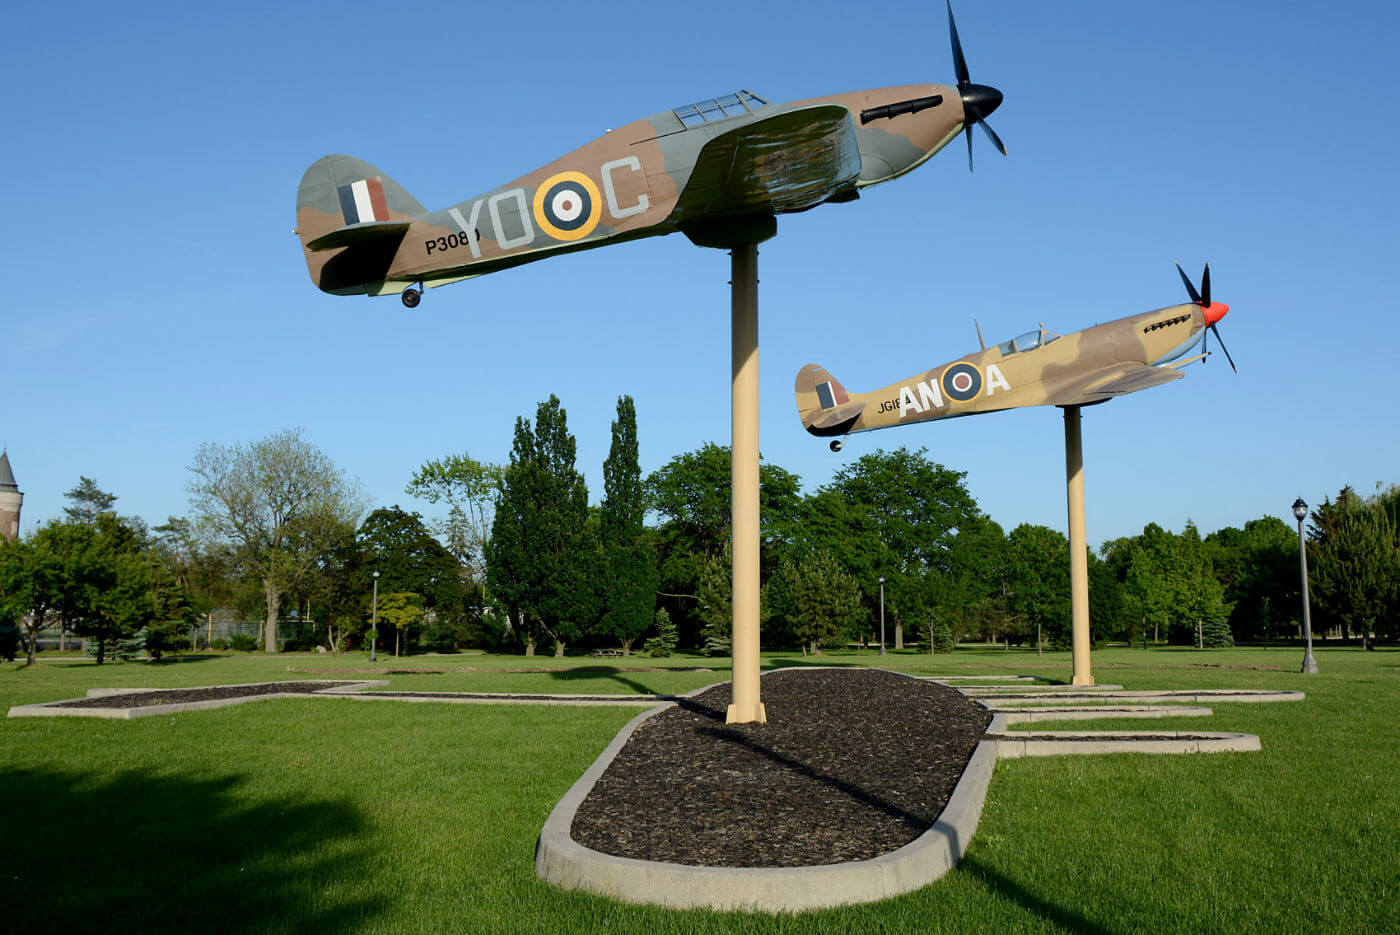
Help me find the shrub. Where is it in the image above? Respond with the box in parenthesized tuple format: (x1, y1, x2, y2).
(229, 633, 258, 652)
(210, 638, 230, 651)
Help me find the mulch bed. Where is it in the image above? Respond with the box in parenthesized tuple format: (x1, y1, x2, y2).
(570, 668, 992, 868)
(362, 691, 680, 702)
(51, 681, 352, 709)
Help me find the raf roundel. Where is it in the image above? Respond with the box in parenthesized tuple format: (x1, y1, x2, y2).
(941, 362, 983, 402)
(532, 171, 603, 242)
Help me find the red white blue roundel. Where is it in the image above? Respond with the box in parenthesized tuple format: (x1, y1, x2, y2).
(532, 171, 602, 242)
(941, 362, 983, 402)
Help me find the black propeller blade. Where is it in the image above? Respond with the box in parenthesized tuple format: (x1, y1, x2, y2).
(1210, 322, 1237, 373)
(1175, 262, 1237, 374)
(948, 2, 1006, 172)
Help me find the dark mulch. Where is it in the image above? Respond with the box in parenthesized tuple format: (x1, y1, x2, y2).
(51, 681, 352, 709)
(571, 668, 993, 868)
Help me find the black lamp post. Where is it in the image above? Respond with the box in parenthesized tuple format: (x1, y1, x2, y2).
(1291, 499, 1318, 675)
(878, 576, 886, 657)
(370, 569, 380, 663)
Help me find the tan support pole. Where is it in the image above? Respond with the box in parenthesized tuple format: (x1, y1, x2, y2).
(1064, 405, 1094, 686)
(727, 243, 766, 724)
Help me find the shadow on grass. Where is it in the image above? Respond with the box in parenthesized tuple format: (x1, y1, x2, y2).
(0, 767, 384, 934)
(959, 855, 1117, 935)
(547, 666, 674, 695)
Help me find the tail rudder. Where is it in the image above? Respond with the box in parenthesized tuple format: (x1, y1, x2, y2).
(295, 155, 426, 294)
(795, 363, 864, 436)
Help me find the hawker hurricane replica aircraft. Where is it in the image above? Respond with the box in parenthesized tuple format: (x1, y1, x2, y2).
(296, 4, 1005, 307)
(797, 265, 1236, 451)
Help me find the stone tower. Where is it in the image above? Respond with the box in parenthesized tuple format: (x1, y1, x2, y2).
(0, 451, 21, 542)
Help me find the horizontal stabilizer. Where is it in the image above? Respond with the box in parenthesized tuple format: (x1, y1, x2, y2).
(306, 220, 412, 252)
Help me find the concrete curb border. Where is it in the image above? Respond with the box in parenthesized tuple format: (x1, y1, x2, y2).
(995, 704, 1214, 723)
(967, 689, 1305, 704)
(6, 681, 390, 719)
(534, 673, 1002, 913)
(990, 729, 1261, 757)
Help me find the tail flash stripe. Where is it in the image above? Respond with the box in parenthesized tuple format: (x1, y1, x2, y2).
(351, 181, 377, 225)
(337, 177, 391, 225)
(337, 182, 361, 225)
(816, 382, 837, 410)
(832, 381, 850, 405)
(365, 177, 390, 221)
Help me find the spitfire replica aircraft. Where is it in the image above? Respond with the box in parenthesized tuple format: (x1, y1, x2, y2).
(796, 264, 1234, 449)
(795, 264, 1234, 686)
(296, 4, 1005, 723)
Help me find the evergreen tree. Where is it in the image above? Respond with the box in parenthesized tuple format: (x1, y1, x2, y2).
(600, 396, 658, 654)
(695, 545, 732, 655)
(644, 608, 678, 657)
(485, 396, 596, 657)
(1310, 487, 1400, 648)
(791, 550, 862, 654)
(62, 477, 118, 524)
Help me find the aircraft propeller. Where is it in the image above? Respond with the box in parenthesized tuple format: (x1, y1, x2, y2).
(948, 1, 1006, 172)
(1176, 262, 1236, 373)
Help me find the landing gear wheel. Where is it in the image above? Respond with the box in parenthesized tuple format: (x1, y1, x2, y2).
(829, 439, 845, 453)
(401, 287, 422, 309)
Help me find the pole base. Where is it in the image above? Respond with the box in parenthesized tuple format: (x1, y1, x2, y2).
(1072, 675, 1096, 687)
(1301, 657, 1319, 674)
(726, 703, 767, 725)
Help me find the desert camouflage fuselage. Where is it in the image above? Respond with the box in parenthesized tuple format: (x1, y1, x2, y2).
(296, 86, 973, 298)
(796, 294, 1231, 441)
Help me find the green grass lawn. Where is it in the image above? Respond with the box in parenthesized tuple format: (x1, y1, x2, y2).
(2, 646, 1396, 934)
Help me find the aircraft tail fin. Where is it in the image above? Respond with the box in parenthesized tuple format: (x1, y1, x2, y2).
(795, 363, 864, 437)
(295, 155, 426, 294)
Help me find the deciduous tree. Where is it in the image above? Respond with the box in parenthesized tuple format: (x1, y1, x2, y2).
(186, 428, 365, 652)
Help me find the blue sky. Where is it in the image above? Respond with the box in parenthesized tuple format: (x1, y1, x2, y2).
(3, 0, 1397, 547)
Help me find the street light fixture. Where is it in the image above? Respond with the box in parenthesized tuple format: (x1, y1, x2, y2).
(1291, 498, 1318, 675)
(878, 576, 886, 657)
(370, 569, 380, 664)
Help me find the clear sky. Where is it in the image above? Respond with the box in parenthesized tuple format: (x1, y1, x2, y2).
(4, 0, 1397, 548)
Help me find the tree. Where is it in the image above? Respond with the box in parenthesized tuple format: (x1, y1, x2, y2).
(62, 477, 117, 524)
(187, 428, 366, 653)
(375, 592, 425, 657)
(1005, 524, 1071, 650)
(405, 453, 503, 578)
(599, 396, 659, 654)
(644, 608, 678, 657)
(647, 443, 802, 642)
(485, 396, 597, 657)
(821, 447, 981, 648)
(695, 544, 732, 655)
(791, 550, 863, 654)
(1311, 487, 1400, 648)
(0, 536, 58, 665)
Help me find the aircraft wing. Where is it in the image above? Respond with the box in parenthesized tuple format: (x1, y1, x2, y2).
(1046, 362, 1185, 407)
(671, 104, 861, 221)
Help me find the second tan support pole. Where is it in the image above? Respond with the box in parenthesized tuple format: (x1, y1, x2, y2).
(1064, 405, 1095, 687)
(727, 243, 766, 724)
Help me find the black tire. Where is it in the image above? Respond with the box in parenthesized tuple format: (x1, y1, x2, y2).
(829, 439, 844, 453)
(401, 288, 421, 309)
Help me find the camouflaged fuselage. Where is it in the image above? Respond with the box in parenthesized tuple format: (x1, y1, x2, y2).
(296, 85, 968, 297)
(796, 302, 1215, 439)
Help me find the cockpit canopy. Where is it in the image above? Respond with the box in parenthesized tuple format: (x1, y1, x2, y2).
(673, 91, 769, 127)
(998, 328, 1061, 356)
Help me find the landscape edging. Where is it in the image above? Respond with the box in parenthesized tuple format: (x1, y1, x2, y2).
(534, 671, 1000, 913)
